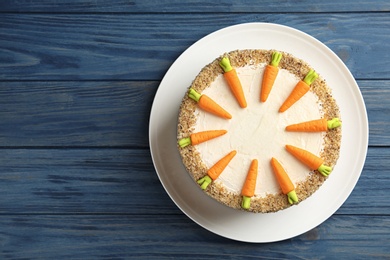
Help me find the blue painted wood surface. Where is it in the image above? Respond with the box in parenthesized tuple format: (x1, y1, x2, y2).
(0, 1, 389, 259)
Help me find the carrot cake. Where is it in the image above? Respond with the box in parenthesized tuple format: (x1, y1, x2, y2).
(177, 49, 341, 213)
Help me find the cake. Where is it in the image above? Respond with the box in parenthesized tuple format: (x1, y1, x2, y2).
(177, 49, 341, 213)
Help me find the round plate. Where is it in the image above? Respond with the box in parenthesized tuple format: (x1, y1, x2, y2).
(149, 23, 368, 242)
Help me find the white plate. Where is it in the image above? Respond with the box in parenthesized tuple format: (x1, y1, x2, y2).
(149, 23, 368, 242)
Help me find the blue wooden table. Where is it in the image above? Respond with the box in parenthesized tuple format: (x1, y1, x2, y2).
(1, 1, 389, 258)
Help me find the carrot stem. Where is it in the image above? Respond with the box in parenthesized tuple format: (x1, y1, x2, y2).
(219, 57, 233, 72)
(178, 137, 191, 148)
(197, 175, 212, 190)
(287, 191, 298, 204)
(188, 88, 201, 102)
(270, 51, 282, 67)
(318, 164, 332, 177)
(303, 69, 318, 85)
(327, 118, 342, 129)
(242, 196, 251, 209)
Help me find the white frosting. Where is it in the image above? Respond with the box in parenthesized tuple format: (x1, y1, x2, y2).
(194, 64, 324, 196)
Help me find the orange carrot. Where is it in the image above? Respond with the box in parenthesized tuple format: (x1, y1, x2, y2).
(241, 159, 258, 197)
(207, 150, 237, 180)
(191, 130, 227, 145)
(270, 157, 298, 204)
(279, 70, 318, 112)
(286, 118, 342, 132)
(219, 57, 247, 108)
(286, 118, 328, 132)
(188, 88, 232, 119)
(285, 144, 323, 170)
(197, 150, 237, 190)
(285, 144, 332, 176)
(270, 158, 294, 194)
(260, 51, 282, 102)
(241, 159, 258, 209)
(178, 130, 227, 148)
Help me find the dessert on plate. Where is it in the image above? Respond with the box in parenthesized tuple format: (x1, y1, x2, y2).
(177, 49, 341, 213)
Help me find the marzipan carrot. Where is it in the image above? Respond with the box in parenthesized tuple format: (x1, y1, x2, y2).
(219, 56, 247, 108)
(286, 118, 342, 132)
(279, 70, 318, 112)
(260, 51, 283, 102)
(188, 88, 232, 119)
(270, 157, 298, 204)
(208, 150, 237, 180)
(241, 159, 258, 209)
(286, 144, 332, 176)
(178, 130, 227, 148)
(197, 150, 237, 190)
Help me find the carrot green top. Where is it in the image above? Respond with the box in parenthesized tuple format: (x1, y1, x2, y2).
(188, 88, 201, 102)
(197, 175, 212, 190)
(270, 51, 283, 67)
(327, 118, 342, 129)
(303, 69, 318, 85)
(219, 57, 233, 72)
(178, 138, 191, 148)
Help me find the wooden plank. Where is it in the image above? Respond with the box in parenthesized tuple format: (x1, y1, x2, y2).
(0, 214, 388, 259)
(337, 146, 390, 215)
(0, 148, 180, 215)
(0, 81, 156, 148)
(359, 80, 390, 147)
(0, 147, 387, 215)
(0, 13, 389, 80)
(0, 80, 388, 148)
(0, 0, 389, 13)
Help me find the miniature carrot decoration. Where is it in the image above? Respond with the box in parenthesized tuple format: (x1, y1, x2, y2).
(286, 118, 342, 132)
(260, 51, 282, 102)
(270, 158, 298, 204)
(188, 88, 232, 119)
(286, 144, 332, 177)
(197, 150, 237, 189)
(178, 130, 227, 148)
(219, 56, 247, 108)
(279, 69, 318, 112)
(241, 159, 258, 210)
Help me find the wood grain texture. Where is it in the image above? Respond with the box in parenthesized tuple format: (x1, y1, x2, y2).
(1, 0, 389, 13)
(0, 0, 389, 256)
(0, 149, 179, 215)
(0, 148, 387, 215)
(0, 80, 387, 148)
(0, 215, 388, 259)
(359, 80, 390, 146)
(0, 13, 389, 80)
(0, 81, 156, 147)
